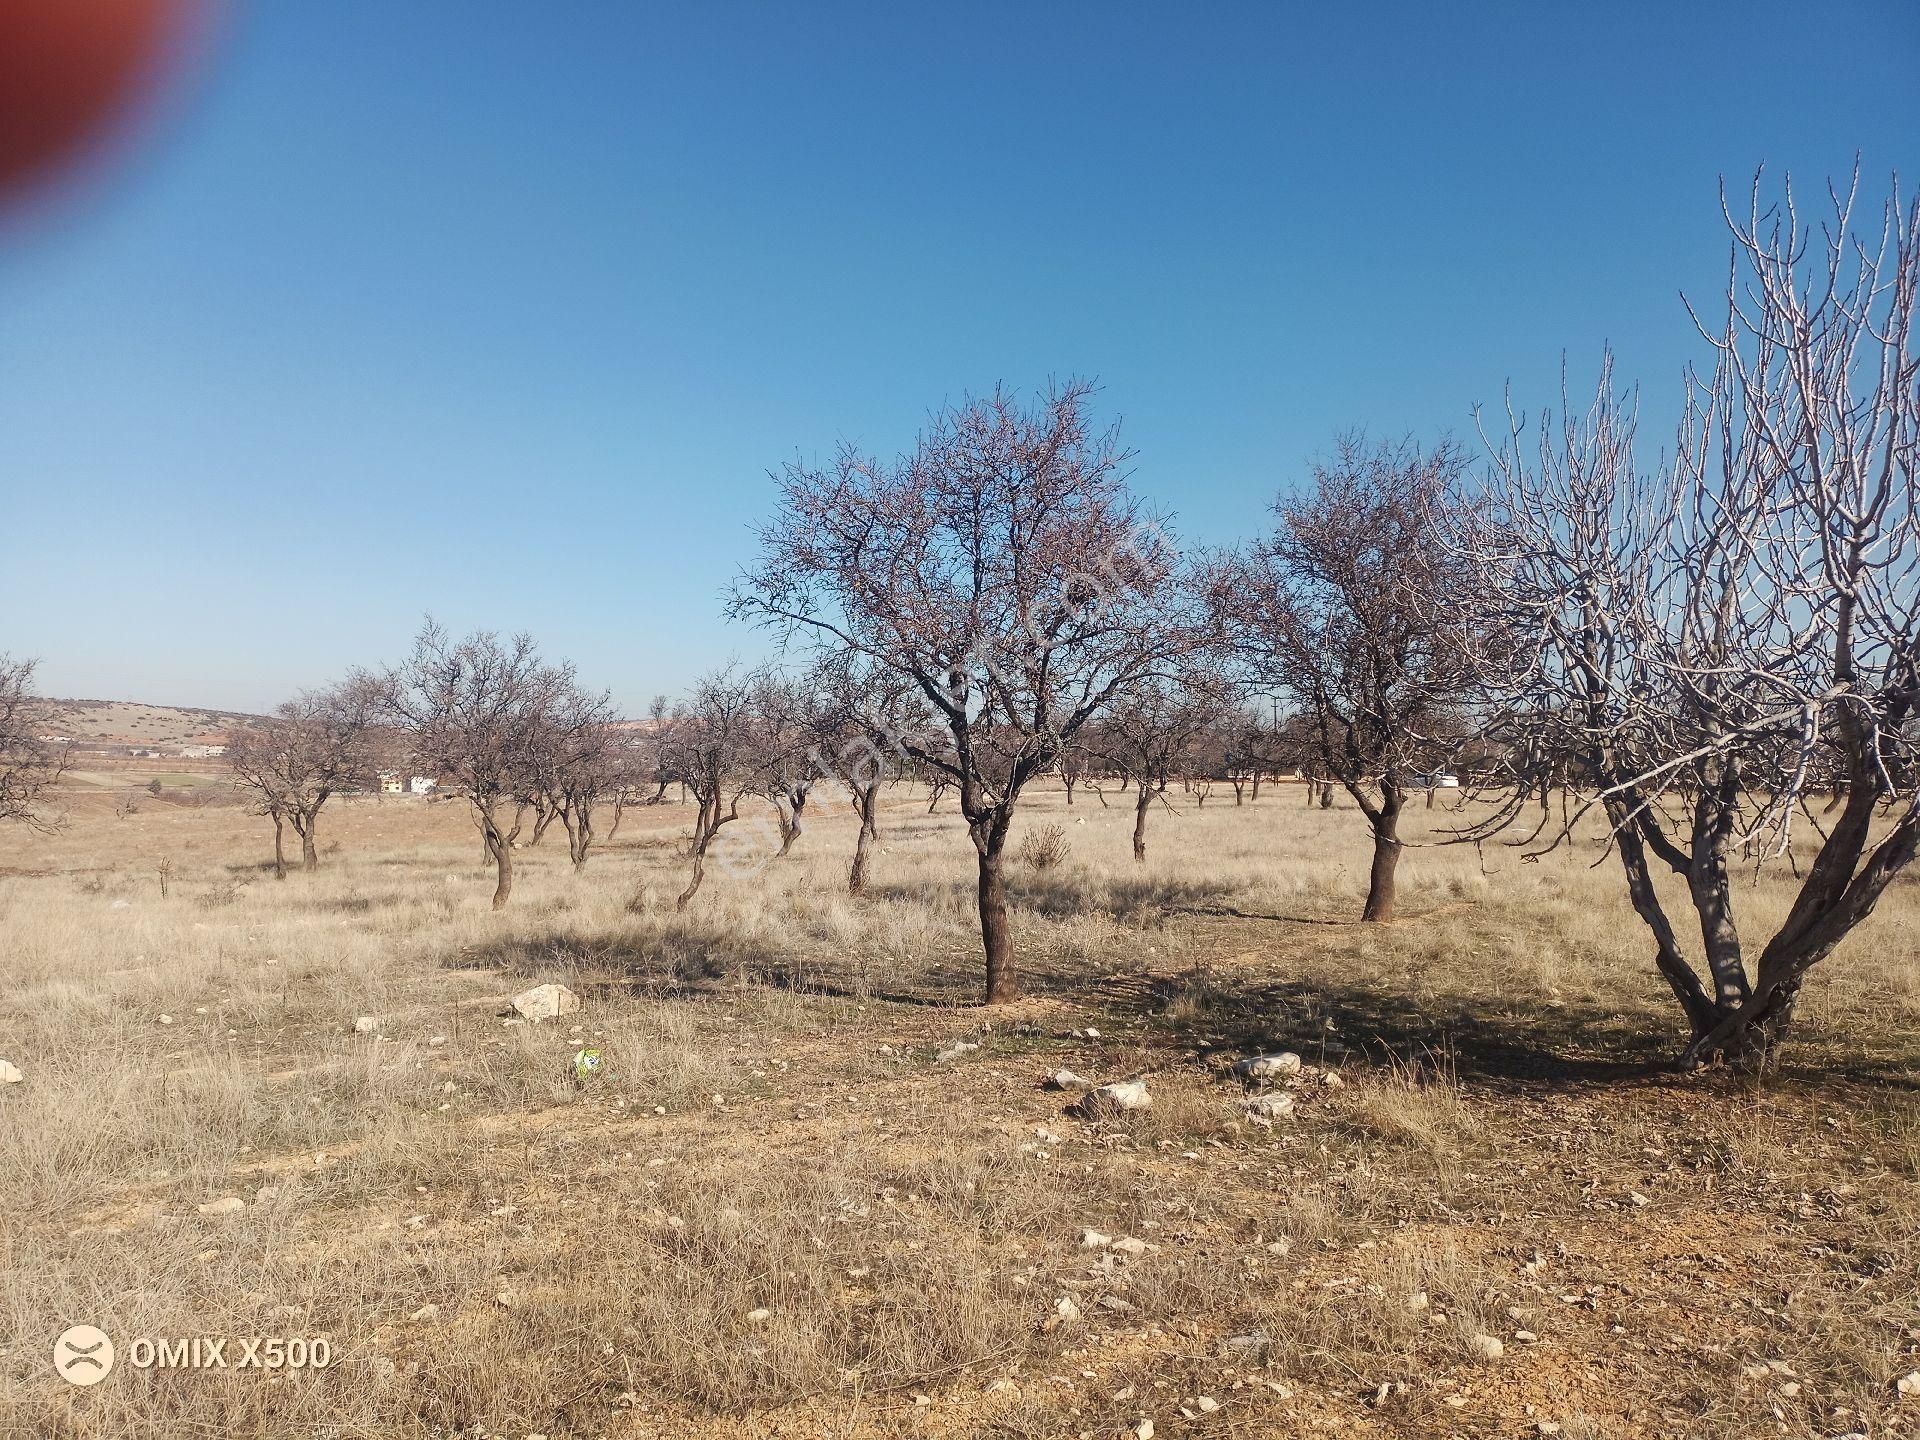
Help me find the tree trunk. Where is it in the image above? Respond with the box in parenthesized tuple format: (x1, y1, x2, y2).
(1132, 785, 1151, 863)
(848, 784, 879, 895)
(677, 794, 719, 909)
(299, 810, 319, 871)
(1361, 800, 1402, 922)
(1063, 775, 1076, 807)
(1319, 782, 1334, 809)
(1251, 773, 1262, 801)
(271, 812, 287, 880)
(480, 804, 514, 910)
(975, 812, 1016, 1004)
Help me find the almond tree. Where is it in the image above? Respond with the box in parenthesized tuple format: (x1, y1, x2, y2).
(226, 680, 377, 878)
(1209, 435, 1477, 920)
(1084, 670, 1237, 862)
(0, 656, 67, 829)
(811, 655, 923, 895)
(546, 688, 621, 870)
(1458, 171, 1920, 1068)
(658, 665, 770, 910)
(731, 382, 1184, 1002)
(384, 622, 579, 910)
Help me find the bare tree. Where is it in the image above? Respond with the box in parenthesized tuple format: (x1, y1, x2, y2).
(1210, 435, 1477, 920)
(0, 656, 68, 829)
(658, 665, 770, 910)
(546, 688, 621, 870)
(731, 382, 1185, 1002)
(384, 622, 579, 910)
(226, 680, 377, 878)
(1457, 171, 1920, 1067)
(811, 656, 923, 895)
(1085, 670, 1236, 862)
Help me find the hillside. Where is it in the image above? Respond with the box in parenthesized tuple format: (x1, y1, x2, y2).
(30, 698, 261, 747)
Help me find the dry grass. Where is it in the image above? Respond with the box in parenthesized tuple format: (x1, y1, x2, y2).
(2, 781, 1919, 1438)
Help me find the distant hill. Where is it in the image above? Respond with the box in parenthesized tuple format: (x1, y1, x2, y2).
(30, 698, 263, 747)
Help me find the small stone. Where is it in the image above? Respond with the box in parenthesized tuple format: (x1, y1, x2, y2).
(1081, 1077, 1152, 1113)
(1223, 1330, 1269, 1352)
(1043, 1068, 1090, 1090)
(1514, 1329, 1539, 1343)
(985, 1378, 1019, 1394)
(197, 1197, 244, 1216)
(1134, 1422, 1154, 1440)
(0, 1059, 22, 1085)
(1897, 1372, 1920, 1397)
(936, 1041, 981, 1063)
(495, 1292, 514, 1308)
(1244, 1092, 1295, 1121)
(1196, 1396, 1219, 1413)
(1408, 1291, 1429, 1310)
(1054, 1295, 1082, 1324)
(508, 983, 580, 1023)
(1079, 1229, 1113, 1249)
(1233, 1052, 1303, 1081)
(409, 1303, 438, 1322)
(1627, 1191, 1650, 1207)
(746, 1307, 773, 1324)
(352, 1015, 379, 1034)
(1469, 1333, 1505, 1361)
(428, 1034, 448, 1046)
(1321, 1071, 1345, 1089)
(159, 1014, 174, 1025)
(1111, 1237, 1150, 1257)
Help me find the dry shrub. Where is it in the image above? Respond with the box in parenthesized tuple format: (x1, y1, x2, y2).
(1017, 823, 1070, 871)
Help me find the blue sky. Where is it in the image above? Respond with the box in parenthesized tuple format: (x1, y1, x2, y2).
(3, 1, 1915, 713)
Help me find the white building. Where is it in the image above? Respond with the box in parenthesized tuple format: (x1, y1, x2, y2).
(409, 776, 438, 795)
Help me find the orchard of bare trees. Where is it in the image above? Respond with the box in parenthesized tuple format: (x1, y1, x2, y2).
(8, 169, 1913, 1078)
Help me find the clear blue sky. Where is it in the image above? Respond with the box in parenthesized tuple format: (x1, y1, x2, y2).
(3, 1, 1915, 713)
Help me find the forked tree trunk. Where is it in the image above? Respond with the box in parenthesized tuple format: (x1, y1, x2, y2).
(1230, 777, 1245, 805)
(477, 800, 514, 910)
(848, 782, 881, 895)
(974, 810, 1016, 1004)
(1319, 782, 1334, 809)
(298, 809, 320, 871)
(564, 805, 594, 870)
(1361, 798, 1403, 922)
(1132, 785, 1151, 862)
(677, 792, 722, 910)
(271, 811, 287, 880)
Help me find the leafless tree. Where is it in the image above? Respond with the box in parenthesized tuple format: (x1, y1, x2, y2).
(226, 680, 378, 878)
(1454, 170, 1920, 1067)
(0, 656, 68, 829)
(810, 656, 923, 895)
(1085, 670, 1236, 862)
(1209, 435, 1479, 920)
(545, 688, 621, 870)
(658, 665, 770, 910)
(731, 381, 1186, 1002)
(384, 622, 580, 910)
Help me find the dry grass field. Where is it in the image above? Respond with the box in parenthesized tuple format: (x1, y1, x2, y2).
(3, 780, 1919, 1439)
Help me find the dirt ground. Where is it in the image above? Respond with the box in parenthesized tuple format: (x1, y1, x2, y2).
(2, 781, 1917, 1439)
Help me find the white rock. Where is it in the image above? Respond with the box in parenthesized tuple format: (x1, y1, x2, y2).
(1111, 1236, 1150, 1257)
(1134, 1421, 1154, 1440)
(1321, 1071, 1346, 1089)
(409, 1303, 439, 1322)
(1084, 1027, 1100, 1038)
(1054, 1295, 1082, 1323)
(1514, 1329, 1539, 1343)
(0, 1058, 22, 1085)
(1233, 1052, 1303, 1081)
(509, 983, 580, 1023)
(985, 1378, 1020, 1394)
(159, 1014, 174, 1025)
(936, 1041, 980, 1063)
(746, 1307, 773, 1323)
(197, 1197, 245, 1216)
(428, 1034, 448, 1047)
(1407, 1290, 1429, 1310)
(1079, 1229, 1113, 1249)
(1244, 1092, 1295, 1121)
(1897, 1371, 1920, 1397)
(352, 1015, 379, 1034)
(1196, 1396, 1220, 1413)
(1469, 1333, 1505, 1360)
(1043, 1068, 1090, 1090)
(1083, 1077, 1152, 1112)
